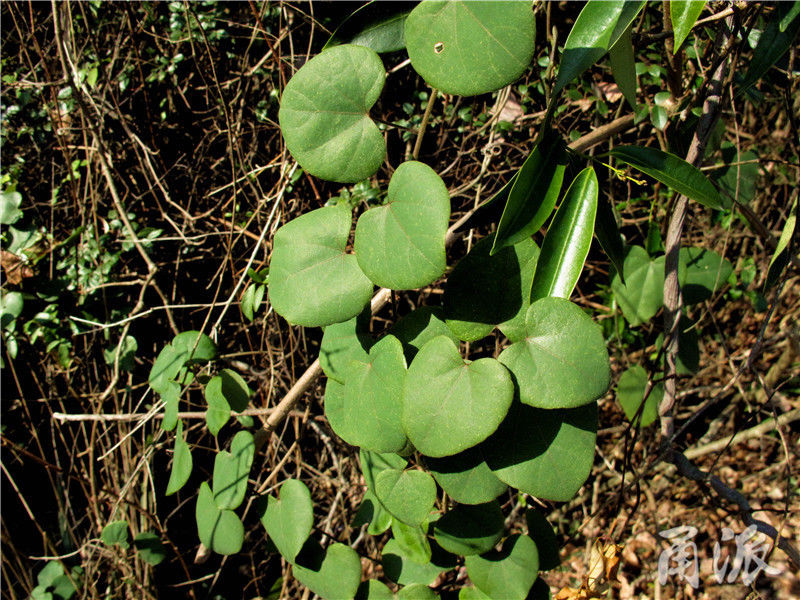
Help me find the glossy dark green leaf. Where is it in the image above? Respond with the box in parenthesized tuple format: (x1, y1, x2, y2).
(101, 520, 130, 549)
(375, 468, 437, 525)
(425, 444, 508, 505)
(405, 1, 535, 96)
(403, 336, 514, 457)
(196, 482, 244, 555)
(325, 1, 410, 53)
(554, 0, 645, 94)
(486, 401, 598, 502)
(610, 245, 665, 326)
(269, 205, 373, 327)
(616, 365, 663, 427)
(294, 540, 362, 600)
(133, 532, 166, 566)
(499, 297, 610, 410)
(355, 161, 450, 290)
(764, 197, 797, 291)
(212, 431, 254, 510)
(740, 3, 800, 94)
(320, 307, 372, 384)
(530, 168, 598, 302)
(444, 235, 540, 342)
(608, 24, 637, 108)
(433, 501, 504, 556)
(679, 246, 733, 304)
(279, 44, 386, 183)
(670, 1, 706, 51)
(492, 132, 565, 254)
(391, 306, 459, 362)
(713, 146, 759, 205)
(465, 534, 539, 600)
(595, 192, 626, 281)
(260, 479, 314, 563)
(166, 421, 192, 496)
(609, 146, 724, 209)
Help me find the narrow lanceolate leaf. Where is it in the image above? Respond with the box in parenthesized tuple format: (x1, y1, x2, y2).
(530, 167, 598, 302)
(554, 0, 645, 94)
(278, 44, 386, 183)
(670, 1, 706, 51)
(403, 336, 514, 457)
(212, 431, 254, 510)
(608, 24, 637, 109)
(780, 1, 800, 32)
(595, 192, 626, 281)
(492, 131, 565, 254)
(260, 479, 314, 563)
(608, 146, 724, 209)
(764, 196, 797, 291)
(740, 3, 800, 94)
(404, 1, 536, 97)
(166, 421, 192, 496)
(374, 468, 436, 526)
(269, 204, 373, 327)
(355, 161, 450, 290)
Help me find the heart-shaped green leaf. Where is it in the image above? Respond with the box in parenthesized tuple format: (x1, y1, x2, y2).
(492, 131, 565, 254)
(294, 540, 362, 600)
(433, 501, 504, 556)
(279, 44, 386, 183)
(403, 336, 514, 457)
(269, 204, 373, 327)
(133, 532, 166, 566)
(149, 331, 217, 393)
(166, 421, 192, 495)
(609, 146, 724, 209)
(374, 468, 436, 525)
(525, 509, 560, 571)
(444, 235, 540, 342)
(404, 1, 535, 96)
(465, 534, 539, 600)
(679, 246, 732, 304)
(392, 519, 432, 565)
(390, 306, 458, 361)
(260, 479, 314, 563)
(320, 307, 372, 384)
(355, 161, 450, 290)
(205, 370, 251, 436)
(360, 449, 408, 490)
(330, 334, 409, 453)
(425, 444, 507, 505)
(101, 520, 130, 549)
(212, 431, 254, 510)
(397, 584, 437, 599)
(499, 297, 610, 409)
(352, 490, 393, 536)
(530, 167, 598, 302)
(459, 587, 492, 600)
(160, 381, 180, 432)
(356, 579, 395, 600)
(486, 401, 598, 502)
(382, 538, 454, 586)
(611, 245, 665, 326)
(196, 482, 244, 555)
(616, 365, 663, 427)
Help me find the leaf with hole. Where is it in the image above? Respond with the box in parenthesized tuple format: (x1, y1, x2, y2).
(320, 307, 372, 384)
(260, 479, 314, 563)
(465, 534, 539, 600)
(608, 146, 724, 210)
(101, 520, 130, 549)
(499, 297, 610, 410)
(355, 161, 450, 290)
(444, 235, 540, 342)
(166, 421, 192, 495)
(425, 444, 507, 505)
(492, 131, 565, 254)
(279, 44, 386, 183)
(212, 431, 254, 510)
(610, 245, 665, 326)
(269, 204, 373, 327)
(374, 468, 436, 526)
(530, 167, 598, 302)
(486, 401, 598, 502)
(403, 336, 514, 457)
(433, 501, 504, 556)
(294, 540, 363, 600)
(404, 1, 535, 97)
(616, 365, 663, 427)
(196, 482, 244, 555)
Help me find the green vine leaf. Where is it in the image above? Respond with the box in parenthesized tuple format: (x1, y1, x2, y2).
(403, 336, 514, 457)
(390, 306, 458, 362)
(391, 519, 432, 565)
(355, 161, 450, 290)
(740, 2, 800, 94)
(498, 297, 610, 410)
(382, 538, 453, 586)
(279, 44, 386, 183)
(444, 234, 540, 342)
(465, 534, 539, 600)
(211, 431, 254, 510)
(166, 420, 192, 496)
(679, 247, 733, 304)
(611, 245, 665, 326)
(269, 204, 373, 327)
(325, 2, 411, 53)
(616, 365, 663, 427)
(294, 540, 362, 600)
(374, 468, 437, 526)
(525, 508, 560, 571)
(486, 401, 598, 502)
(100, 520, 130, 549)
(670, 1, 706, 51)
(530, 167, 598, 302)
(195, 482, 244, 555)
(404, 1, 535, 97)
(133, 532, 166, 566)
(433, 501, 504, 556)
(260, 479, 314, 563)
(352, 490, 393, 536)
(320, 307, 372, 384)
(425, 444, 507, 505)
(204, 369, 251, 436)
(149, 331, 216, 394)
